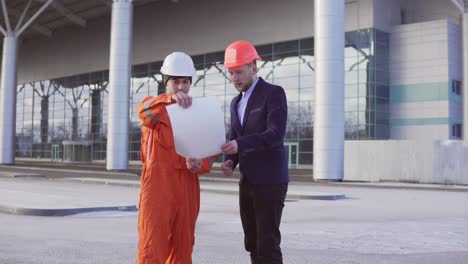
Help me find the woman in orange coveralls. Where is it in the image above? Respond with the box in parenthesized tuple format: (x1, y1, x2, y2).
(136, 52, 216, 264)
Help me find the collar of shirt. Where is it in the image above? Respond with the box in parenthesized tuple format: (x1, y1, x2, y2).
(241, 77, 259, 101)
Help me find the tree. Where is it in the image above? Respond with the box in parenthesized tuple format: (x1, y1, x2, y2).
(85, 80, 108, 140)
(31, 81, 60, 144)
(57, 86, 88, 141)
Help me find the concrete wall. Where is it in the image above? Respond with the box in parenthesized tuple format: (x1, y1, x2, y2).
(400, 0, 461, 24)
(371, 0, 461, 31)
(344, 140, 468, 185)
(17, 0, 373, 84)
(389, 20, 458, 140)
(373, 0, 402, 32)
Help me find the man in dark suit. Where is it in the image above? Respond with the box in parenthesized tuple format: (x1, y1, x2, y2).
(221, 40, 289, 264)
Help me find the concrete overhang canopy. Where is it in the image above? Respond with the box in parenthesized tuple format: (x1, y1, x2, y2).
(2, 0, 160, 39)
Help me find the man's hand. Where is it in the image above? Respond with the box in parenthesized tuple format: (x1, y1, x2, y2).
(186, 158, 202, 172)
(172, 92, 192, 108)
(221, 160, 234, 176)
(221, 140, 238, 155)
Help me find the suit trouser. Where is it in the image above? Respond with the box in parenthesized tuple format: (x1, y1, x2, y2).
(239, 179, 288, 264)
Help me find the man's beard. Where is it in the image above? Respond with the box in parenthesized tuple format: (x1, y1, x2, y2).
(236, 79, 253, 92)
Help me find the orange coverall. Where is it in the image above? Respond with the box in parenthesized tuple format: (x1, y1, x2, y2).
(136, 93, 216, 264)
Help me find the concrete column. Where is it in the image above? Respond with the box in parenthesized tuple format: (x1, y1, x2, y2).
(0, 34, 19, 164)
(106, 0, 133, 170)
(463, 12, 468, 139)
(313, 0, 345, 181)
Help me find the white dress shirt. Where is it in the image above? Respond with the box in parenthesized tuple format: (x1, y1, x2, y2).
(237, 77, 259, 126)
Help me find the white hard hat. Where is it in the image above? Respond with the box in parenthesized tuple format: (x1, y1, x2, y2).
(160, 52, 196, 78)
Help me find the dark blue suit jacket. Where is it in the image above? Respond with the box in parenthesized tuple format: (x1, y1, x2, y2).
(226, 77, 289, 184)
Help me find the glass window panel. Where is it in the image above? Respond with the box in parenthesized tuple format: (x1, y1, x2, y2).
(255, 43, 273, 57)
(192, 68, 206, 88)
(375, 124, 389, 139)
(203, 75, 226, 88)
(345, 69, 362, 85)
(274, 40, 298, 54)
(299, 88, 314, 102)
(375, 29, 390, 44)
(345, 31, 358, 45)
(345, 46, 359, 58)
(299, 73, 314, 88)
(149, 75, 163, 95)
(345, 84, 358, 98)
(132, 64, 148, 78)
(357, 29, 372, 44)
(205, 82, 225, 96)
(284, 88, 298, 102)
(376, 97, 389, 113)
(299, 139, 313, 153)
(358, 124, 369, 139)
(191, 54, 204, 66)
(300, 48, 313, 57)
(299, 38, 313, 50)
(274, 76, 298, 89)
(205, 51, 224, 64)
(357, 82, 369, 97)
(345, 111, 359, 126)
(274, 63, 299, 79)
(273, 51, 299, 63)
(345, 98, 359, 111)
(298, 125, 313, 140)
(188, 85, 203, 98)
(149, 62, 163, 75)
(257, 61, 274, 79)
(299, 54, 314, 64)
(345, 54, 361, 71)
(299, 152, 312, 165)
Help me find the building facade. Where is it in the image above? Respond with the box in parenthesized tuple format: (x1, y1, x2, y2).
(2, 0, 467, 179)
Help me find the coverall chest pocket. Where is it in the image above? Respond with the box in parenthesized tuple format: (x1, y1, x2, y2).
(156, 120, 174, 150)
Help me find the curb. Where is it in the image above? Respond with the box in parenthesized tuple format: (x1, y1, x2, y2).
(0, 165, 138, 178)
(59, 178, 141, 188)
(200, 187, 346, 200)
(2, 165, 467, 193)
(0, 204, 137, 217)
(311, 182, 468, 193)
(0, 172, 46, 178)
(61, 178, 346, 201)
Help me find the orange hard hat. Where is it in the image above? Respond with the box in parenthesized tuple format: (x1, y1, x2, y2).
(223, 40, 262, 69)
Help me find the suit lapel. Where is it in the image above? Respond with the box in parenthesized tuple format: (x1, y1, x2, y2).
(231, 93, 242, 135)
(241, 78, 263, 135)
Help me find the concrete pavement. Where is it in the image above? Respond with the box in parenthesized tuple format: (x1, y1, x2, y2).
(0, 175, 346, 216)
(0, 177, 139, 216)
(1, 159, 468, 217)
(1, 183, 467, 264)
(3, 159, 468, 192)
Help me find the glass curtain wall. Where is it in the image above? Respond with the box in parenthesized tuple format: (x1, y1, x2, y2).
(16, 28, 389, 165)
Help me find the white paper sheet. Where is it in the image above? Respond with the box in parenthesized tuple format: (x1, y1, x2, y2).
(166, 96, 226, 159)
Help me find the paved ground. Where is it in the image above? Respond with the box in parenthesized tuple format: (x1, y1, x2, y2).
(0, 176, 345, 217)
(0, 175, 467, 264)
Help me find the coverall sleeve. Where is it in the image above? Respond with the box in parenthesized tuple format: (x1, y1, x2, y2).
(198, 155, 218, 175)
(137, 94, 173, 128)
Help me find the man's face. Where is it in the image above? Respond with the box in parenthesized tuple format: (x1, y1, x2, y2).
(227, 63, 257, 92)
(166, 77, 191, 95)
